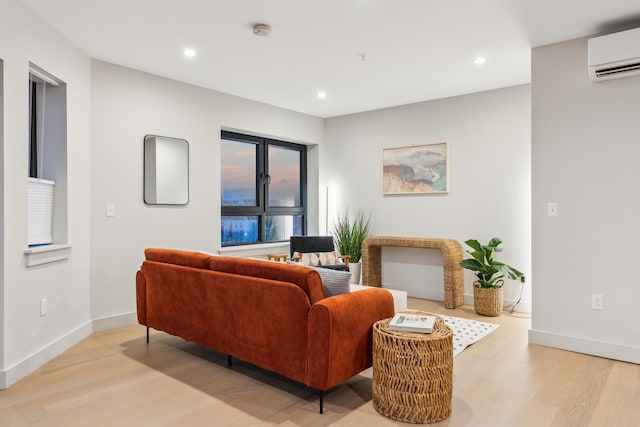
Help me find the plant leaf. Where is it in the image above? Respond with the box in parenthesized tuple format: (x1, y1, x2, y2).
(464, 239, 482, 252)
(460, 259, 483, 271)
(331, 208, 370, 263)
(460, 237, 524, 286)
(488, 237, 502, 248)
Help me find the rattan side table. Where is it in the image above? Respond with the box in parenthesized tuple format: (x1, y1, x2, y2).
(372, 313, 453, 424)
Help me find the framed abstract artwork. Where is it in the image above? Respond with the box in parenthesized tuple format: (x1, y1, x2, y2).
(383, 142, 448, 195)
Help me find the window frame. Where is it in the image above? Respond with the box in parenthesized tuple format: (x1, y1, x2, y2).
(221, 130, 307, 246)
(25, 64, 70, 266)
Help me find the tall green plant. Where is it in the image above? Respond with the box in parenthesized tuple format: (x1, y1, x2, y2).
(332, 209, 371, 263)
(460, 237, 523, 288)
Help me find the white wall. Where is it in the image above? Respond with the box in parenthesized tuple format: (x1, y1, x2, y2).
(0, 58, 4, 374)
(530, 37, 640, 363)
(323, 85, 531, 309)
(90, 61, 324, 321)
(0, 0, 91, 387)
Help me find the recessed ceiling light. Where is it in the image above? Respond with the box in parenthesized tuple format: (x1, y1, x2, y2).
(474, 56, 487, 65)
(317, 91, 327, 99)
(183, 48, 197, 58)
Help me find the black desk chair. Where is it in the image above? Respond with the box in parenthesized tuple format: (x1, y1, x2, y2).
(289, 236, 350, 271)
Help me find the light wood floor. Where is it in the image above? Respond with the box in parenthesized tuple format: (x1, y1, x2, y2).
(1, 298, 639, 426)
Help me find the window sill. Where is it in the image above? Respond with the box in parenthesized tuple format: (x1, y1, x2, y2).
(218, 242, 289, 258)
(24, 244, 71, 267)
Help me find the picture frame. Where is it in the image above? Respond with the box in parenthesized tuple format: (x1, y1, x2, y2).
(383, 142, 448, 195)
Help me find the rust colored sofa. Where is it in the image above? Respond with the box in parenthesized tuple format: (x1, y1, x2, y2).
(135, 248, 394, 413)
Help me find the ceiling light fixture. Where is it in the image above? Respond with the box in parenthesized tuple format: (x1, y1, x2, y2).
(183, 48, 197, 58)
(474, 56, 487, 65)
(253, 23, 272, 37)
(317, 91, 327, 99)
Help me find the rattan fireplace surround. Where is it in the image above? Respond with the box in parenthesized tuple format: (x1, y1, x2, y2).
(361, 236, 464, 309)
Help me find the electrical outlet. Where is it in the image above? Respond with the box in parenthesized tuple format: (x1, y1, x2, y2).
(591, 294, 603, 310)
(40, 298, 47, 316)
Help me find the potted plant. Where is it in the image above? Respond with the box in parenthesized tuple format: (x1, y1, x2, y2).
(460, 237, 523, 316)
(332, 209, 371, 284)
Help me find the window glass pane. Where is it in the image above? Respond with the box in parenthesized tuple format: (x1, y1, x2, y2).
(221, 140, 257, 206)
(268, 145, 301, 207)
(265, 215, 303, 242)
(29, 80, 37, 178)
(221, 216, 258, 245)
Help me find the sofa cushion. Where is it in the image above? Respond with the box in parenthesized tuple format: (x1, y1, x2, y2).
(314, 267, 351, 297)
(145, 248, 211, 269)
(208, 256, 326, 304)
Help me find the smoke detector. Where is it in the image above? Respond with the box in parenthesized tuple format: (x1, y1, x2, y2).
(253, 23, 272, 37)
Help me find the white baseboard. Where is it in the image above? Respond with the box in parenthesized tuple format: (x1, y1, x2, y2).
(92, 312, 137, 333)
(1, 321, 93, 389)
(529, 329, 640, 364)
(1, 311, 138, 390)
(463, 293, 531, 314)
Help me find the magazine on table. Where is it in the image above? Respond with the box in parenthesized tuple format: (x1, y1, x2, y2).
(388, 313, 436, 333)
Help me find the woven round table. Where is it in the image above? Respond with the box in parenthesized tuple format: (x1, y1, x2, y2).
(372, 313, 453, 424)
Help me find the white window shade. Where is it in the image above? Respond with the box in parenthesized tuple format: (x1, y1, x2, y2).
(28, 177, 55, 246)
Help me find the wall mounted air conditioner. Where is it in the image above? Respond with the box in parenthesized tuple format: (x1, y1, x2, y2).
(588, 27, 640, 81)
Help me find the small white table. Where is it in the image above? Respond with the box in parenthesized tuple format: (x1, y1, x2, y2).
(350, 284, 408, 313)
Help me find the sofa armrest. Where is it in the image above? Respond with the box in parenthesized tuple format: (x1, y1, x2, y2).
(136, 270, 146, 325)
(306, 288, 394, 390)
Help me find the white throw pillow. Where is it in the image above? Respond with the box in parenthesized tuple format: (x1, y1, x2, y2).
(318, 251, 337, 265)
(301, 252, 320, 266)
(314, 267, 352, 297)
(296, 251, 339, 266)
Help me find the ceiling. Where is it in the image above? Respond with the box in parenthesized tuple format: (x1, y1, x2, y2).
(19, 0, 640, 118)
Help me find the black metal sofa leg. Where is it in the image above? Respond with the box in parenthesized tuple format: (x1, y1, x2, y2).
(319, 390, 324, 414)
(146, 327, 149, 344)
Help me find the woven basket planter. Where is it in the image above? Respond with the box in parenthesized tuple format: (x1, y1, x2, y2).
(473, 283, 503, 316)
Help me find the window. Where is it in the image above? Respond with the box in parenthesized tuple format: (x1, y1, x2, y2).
(27, 64, 67, 247)
(221, 131, 306, 246)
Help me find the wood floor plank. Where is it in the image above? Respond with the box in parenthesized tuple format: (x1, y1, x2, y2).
(0, 298, 638, 426)
(588, 361, 640, 427)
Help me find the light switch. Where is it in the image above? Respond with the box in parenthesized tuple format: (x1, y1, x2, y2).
(547, 202, 558, 217)
(106, 203, 116, 217)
